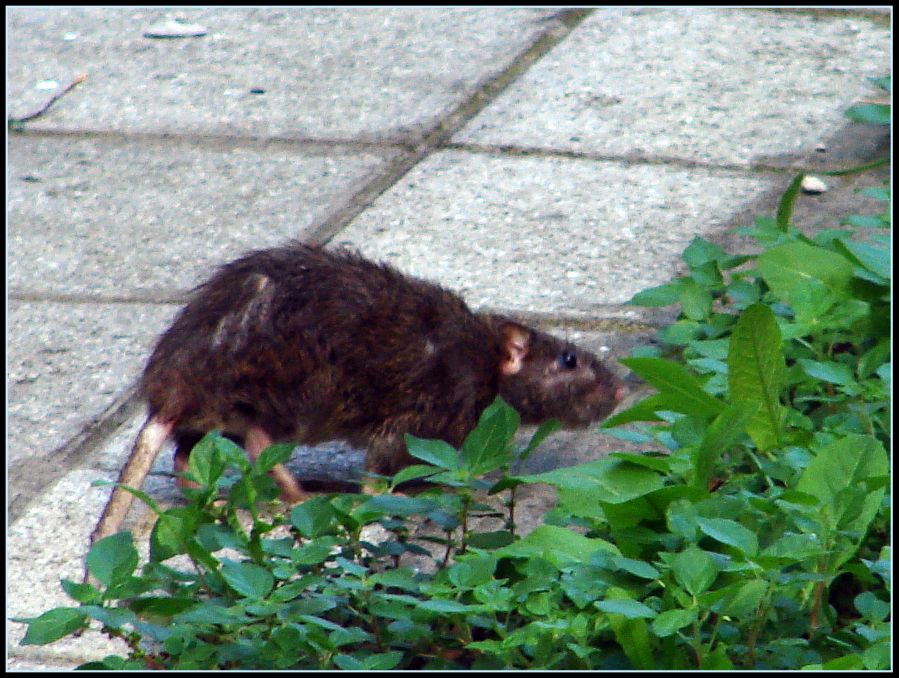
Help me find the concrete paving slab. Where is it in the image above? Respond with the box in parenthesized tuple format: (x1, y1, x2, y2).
(454, 8, 891, 166)
(333, 150, 773, 312)
(7, 470, 133, 668)
(7, 300, 176, 469)
(7, 134, 393, 296)
(7, 7, 555, 141)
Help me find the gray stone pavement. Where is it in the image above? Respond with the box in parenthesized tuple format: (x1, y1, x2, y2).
(6, 7, 890, 669)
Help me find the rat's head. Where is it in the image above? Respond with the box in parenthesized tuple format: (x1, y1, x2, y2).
(491, 318, 626, 428)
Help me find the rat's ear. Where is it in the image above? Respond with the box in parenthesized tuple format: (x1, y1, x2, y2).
(498, 321, 530, 376)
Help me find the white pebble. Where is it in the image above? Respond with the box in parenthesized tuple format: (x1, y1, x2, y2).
(35, 80, 58, 91)
(144, 19, 207, 39)
(800, 176, 827, 195)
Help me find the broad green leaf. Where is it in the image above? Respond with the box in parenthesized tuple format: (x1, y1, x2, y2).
(673, 548, 718, 596)
(220, 559, 274, 600)
(787, 278, 834, 324)
(678, 278, 713, 320)
(858, 339, 890, 380)
(821, 655, 865, 670)
(417, 599, 475, 614)
(609, 556, 660, 580)
(404, 435, 458, 470)
(683, 236, 727, 267)
(461, 396, 518, 474)
(129, 597, 197, 618)
(359, 494, 436, 517)
(290, 496, 336, 538)
(254, 443, 295, 474)
(728, 304, 785, 450)
(596, 598, 657, 619)
(390, 463, 441, 486)
(150, 508, 196, 562)
(17, 608, 87, 645)
(86, 531, 139, 588)
(757, 241, 855, 301)
(522, 458, 664, 504)
(495, 525, 619, 566)
(797, 359, 855, 386)
(466, 530, 514, 549)
(620, 357, 724, 419)
(60, 579, 101, 604)
(719, 579, 768, 618)
(626, 282, 682, 307)
(696, 517, 758, 556)
(796, 434, 888, 570)
(854, 591, 889, 622)
(833, 238, 891, 281)
(652, 608, 697, 637)
(762, 533, 823, 561)
(187, 432, 226, 486)
(175, 603, 252, 625)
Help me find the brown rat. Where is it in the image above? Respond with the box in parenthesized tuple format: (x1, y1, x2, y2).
(89, 242, 625, 549)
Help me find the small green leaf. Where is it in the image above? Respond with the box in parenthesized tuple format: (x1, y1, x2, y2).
(187, 432, 226, 487)
(417, 599, 473, 614)
(833, 238, 891, 281)
(609, 556, 660, 580)
(678, 279, 713, 320)
(596, 598, 657, 619)
(220, 559, 274, 600)
(626, 282, 682, 307)
(719, 579, 768, 618)
(797, 359, 855, 386)
(683, 237, 727, 267)
(696, 517, 758, 556)
(495, 525, 619, 566)
(404, 435, 458, 470)
(391, 464, 441, 486)
(651, 608, 696, 637)
(360, 494, 436, 516)
(673, 548, 718, 595)
(461, 396, 519, 474)
(60, 579, 101, 604)
(86, 531, 139, 588)
(854, 591, 889, 622)
(150, 508, 196, 562)
(254, 443, 295, 474)
(290, 496, 336, 538)
(18, 608, 87, 645)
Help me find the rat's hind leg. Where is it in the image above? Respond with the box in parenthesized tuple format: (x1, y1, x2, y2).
(86, 414, 175, 582)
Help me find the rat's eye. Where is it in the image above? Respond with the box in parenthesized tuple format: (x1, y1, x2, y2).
(560, 351, 577, 369)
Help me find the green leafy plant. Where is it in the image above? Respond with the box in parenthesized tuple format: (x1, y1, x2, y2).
(14, 82, 890, 670)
